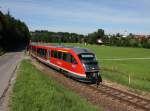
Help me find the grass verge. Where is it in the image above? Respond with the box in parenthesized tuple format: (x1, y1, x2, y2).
(102, 71, 150, 91)
(10, 60, 98, 111)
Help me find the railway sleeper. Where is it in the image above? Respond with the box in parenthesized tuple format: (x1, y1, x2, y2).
(145, 104, 150, 109)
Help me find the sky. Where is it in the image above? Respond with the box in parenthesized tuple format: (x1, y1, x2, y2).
(0, 0, 150, 35)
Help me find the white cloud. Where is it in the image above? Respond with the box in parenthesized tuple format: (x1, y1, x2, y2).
(0, 0, 150, 34)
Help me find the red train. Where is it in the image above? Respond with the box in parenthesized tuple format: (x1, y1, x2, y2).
(29, 43, 102, 84)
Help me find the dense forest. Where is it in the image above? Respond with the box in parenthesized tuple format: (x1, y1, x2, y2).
(0, 11, 30, 51)
(31, 29, 150, 49)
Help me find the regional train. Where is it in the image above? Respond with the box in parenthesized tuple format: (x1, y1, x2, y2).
(29, 43, 102, 84)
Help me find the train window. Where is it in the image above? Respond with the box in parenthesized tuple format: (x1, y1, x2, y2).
(45, 49, 47, 57)
(78, 53, 96, 63)
(34, 48, 36, 52)
(54, 51, 57, 58)
(62, 52, 67, 61)
(51, 50, 57, 58)
(71, 56, 77, 64)
(51, 50, 54, 57)
(32, 47, 33, 52)
(66, 54, 77, 64)
(57, 51, 62, 59)
(39, 48, 42, 57)
(32, 47, 36, 53)
(37, 48, 47, 58)
(66, 54, 71, 62)
(37, 48, 40, 56)
(43, 49, 47, 58)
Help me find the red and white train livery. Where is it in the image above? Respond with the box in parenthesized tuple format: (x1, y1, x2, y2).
(29, 43, 102, 84)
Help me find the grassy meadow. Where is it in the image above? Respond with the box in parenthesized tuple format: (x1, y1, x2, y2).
(62, 43, 150, 91)
(10, 60, 98, 111)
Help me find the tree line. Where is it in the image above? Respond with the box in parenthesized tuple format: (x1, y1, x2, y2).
(0, 11, 30, 51)
(31, 29, 150, 49)
(105, 34, 150, 48)
(31, 30, 84, 43)
(87, 30, 150, 48)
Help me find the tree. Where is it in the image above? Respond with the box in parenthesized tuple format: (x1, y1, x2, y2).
(87, 29, 105, 44)
(0, 11, 30, 50)
(142, 39, 150, 48)
(97, 29, 104, 39)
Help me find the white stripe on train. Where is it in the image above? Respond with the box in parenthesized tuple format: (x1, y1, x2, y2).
(32, 54, 86, 77)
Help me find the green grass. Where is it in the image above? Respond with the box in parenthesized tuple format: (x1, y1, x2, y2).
(62, 43, 150, 91)
(10, 60, 98, 111)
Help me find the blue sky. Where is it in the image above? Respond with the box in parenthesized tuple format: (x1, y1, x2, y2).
(0, 0, 150, 35)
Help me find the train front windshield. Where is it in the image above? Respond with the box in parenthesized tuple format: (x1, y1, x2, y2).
(78, 53, 96, 63)
(78, 53, 99, 71)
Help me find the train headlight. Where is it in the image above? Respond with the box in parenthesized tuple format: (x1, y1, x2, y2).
(82, 63, 90, 71)
(82, 63, 86, 68)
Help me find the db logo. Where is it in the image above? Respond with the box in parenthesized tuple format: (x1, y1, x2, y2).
(72, 64, 76, 68)
(57, 61, 62, 65)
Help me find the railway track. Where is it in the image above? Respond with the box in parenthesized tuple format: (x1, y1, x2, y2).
(33, 58, 150, 111)
(88, 84, 150, 111)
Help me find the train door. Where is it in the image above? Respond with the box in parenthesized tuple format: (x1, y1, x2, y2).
(66, 53, 78, 73)
(47, 49, 50, 63)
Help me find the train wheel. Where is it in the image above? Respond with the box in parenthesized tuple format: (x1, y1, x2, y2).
(99, 75, 102, 83)
(59, 68, 62, 73)
(96, 73, 102, 87)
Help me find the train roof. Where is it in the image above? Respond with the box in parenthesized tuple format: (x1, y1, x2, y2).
(50, 45, 93, 55)
(31, 43, 93, 55)
(70, 47, 93, 54)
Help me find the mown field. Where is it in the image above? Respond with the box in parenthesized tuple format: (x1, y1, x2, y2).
(62, 43, 150, 91)
(10, 60, 98, 111)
